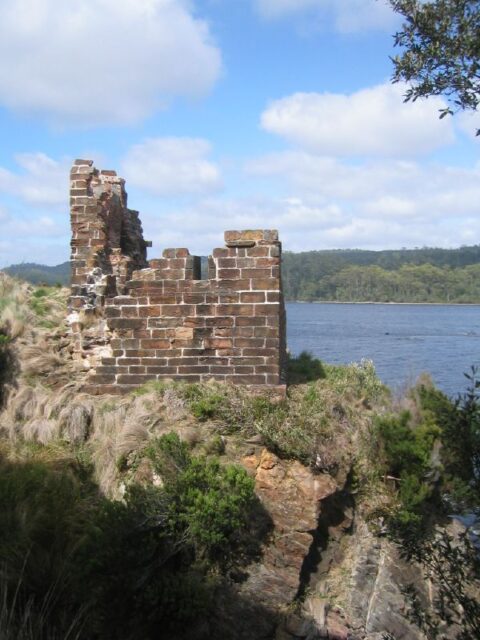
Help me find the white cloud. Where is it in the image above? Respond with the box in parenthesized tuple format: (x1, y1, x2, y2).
(0, 153, 69, 207)
(255, 0, 396, 32)
(244, 150, 480, 249)
(261, 83, 455, 157)
(0, 0, 221, 126)
(122, 138, 222, 196)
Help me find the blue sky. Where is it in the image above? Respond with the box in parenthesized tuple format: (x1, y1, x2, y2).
(0, 0, 479, 268)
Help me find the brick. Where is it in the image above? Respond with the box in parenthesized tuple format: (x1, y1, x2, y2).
(234, 338, 265, 348)
(138, 305, 161, 317)
(249, 278, 279, 290)
(206, 316, 234, 327)
(145, 366, 178, 374)
(218, 268, 240, 279)
(121, 306, 139, 318)
(267, 292, 280, 302)
(255, 304, 280, 316)
(129, 366, 146, 374)
(204, 338, 233, 349)
(216, 258, 237, 268)
(218, 293, 240, 304)
(241, 268, 271, 279)
(216, 304, 254, 317)
(235, 316, 266, 326)
(108, 318, 146, 330)
(117, 375, 157, 385)
(178, 366, 210, 374)
(183, 293, 206, 304)
(140, 339, 171, 349)
(240, 292, 265, 303)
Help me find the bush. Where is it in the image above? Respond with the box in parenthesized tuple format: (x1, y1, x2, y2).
(0, 435, 259, 639)
(287, 351, 326, 384)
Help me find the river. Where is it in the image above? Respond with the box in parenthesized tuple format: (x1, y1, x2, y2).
(286, 302, 480, 397)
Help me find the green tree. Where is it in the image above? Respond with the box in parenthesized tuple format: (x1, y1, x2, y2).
(389, 0, 480, 133)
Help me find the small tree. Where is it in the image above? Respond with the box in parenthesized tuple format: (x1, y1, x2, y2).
(389, 0, 480, 134)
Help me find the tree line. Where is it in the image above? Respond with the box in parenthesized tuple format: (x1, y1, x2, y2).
(283, 246, 480, 302)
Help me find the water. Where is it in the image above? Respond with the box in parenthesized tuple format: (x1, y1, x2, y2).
(286, 302, 480, 397)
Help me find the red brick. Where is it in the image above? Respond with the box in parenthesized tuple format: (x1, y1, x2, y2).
(204, 338, 233, 349)
(218, 268, 240, 279)
(215, 304, 253, 317)
(250, 278, 279, 290)
(145, 366, 178, 374)
(168, 357, 201, 366)
(243, 348, 278, 357)
(129, 366, 146, 374)
(140, 339, 171, 349)
(235, 316, 266, 326)
(234, 338, 265, 348)
(241, 268, 271, 279)
(183, 293, 206, 304)
(255, 304, 279, 316)
(216, 258, 236, 268)
(117, 374, 157, 385)
(267, 292, 281, 302)
(138, 306, 161, 317)
(108, 318, 146, 330)
(255, 365, 280, 374)
(246, 246, 269, 257)
(160, 305, 195, 317)
(218, 293, 240, 304)
(206, 316, 234, 327)
(240, 292, 265, 303)
(178, 366, 210, 374)
(121, 306, 139, 318)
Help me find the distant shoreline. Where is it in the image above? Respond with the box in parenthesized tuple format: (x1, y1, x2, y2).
(287, 300, 480, 306)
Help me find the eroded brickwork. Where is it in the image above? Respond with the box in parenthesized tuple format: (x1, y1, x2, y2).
(69, 160, 286, 394)
(70, 159, 150, 311)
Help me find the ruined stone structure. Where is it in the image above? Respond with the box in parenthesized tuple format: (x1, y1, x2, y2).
(69, 159, 286, 394)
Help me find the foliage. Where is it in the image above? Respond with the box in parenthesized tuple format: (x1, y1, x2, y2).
(400, 528, 480, 640)
(374, 410, 441, 528)
(143, 433, 255, 566)
(0, 433, 258, 639)
(416, 369, 480, 508)
(283, 253, 480, 302)
(389, 0, 480, 134)
(3, 262, 70, 287)
(287, 351, 326, 384)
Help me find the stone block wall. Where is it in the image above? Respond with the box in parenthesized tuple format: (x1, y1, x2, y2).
(69, 160, 286, 394)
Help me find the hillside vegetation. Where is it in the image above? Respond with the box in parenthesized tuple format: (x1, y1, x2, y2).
(0, 274, 479, 639)
(283, 245, 480, 302)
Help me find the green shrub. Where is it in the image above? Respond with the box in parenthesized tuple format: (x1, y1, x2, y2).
(144, 433, 255, 566)
(287, 351, 326, 384)
(374, 411, 441, 530)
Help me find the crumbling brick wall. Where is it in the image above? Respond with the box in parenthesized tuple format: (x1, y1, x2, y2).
(70, 159, 150, 311)
(69, 160, 287, 393)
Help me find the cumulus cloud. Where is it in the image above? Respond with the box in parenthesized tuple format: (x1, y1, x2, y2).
(261, 83, 455, 157)
(255, 0, 396, 32)
(0, 0, 221, 126)
(0, 153, 69, 207)
(248, 151, 480, 217)
(122, 138, 222, 196)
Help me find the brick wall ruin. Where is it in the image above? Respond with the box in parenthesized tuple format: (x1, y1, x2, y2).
(69, 159, 287, 394)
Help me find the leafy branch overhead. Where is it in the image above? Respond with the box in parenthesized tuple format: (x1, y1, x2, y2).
(389, 0, 480, 134)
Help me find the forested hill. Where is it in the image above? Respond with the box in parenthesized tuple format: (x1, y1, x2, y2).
(3, 262, 70, 286)
(283, 246, 480, 303)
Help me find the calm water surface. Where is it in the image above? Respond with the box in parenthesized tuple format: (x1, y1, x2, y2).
(286, 302, 480, 396)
